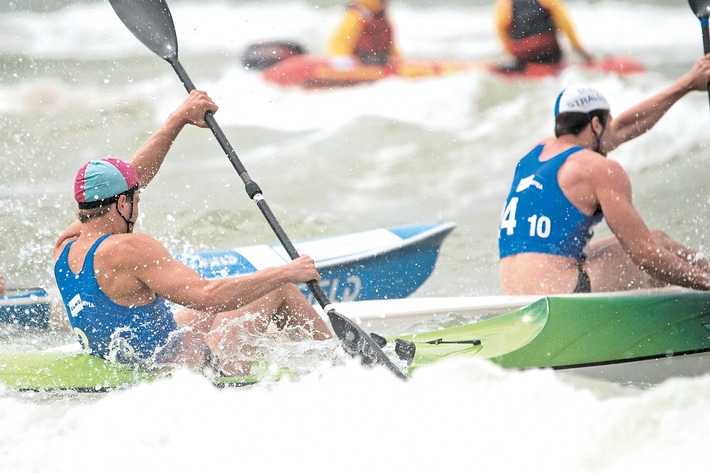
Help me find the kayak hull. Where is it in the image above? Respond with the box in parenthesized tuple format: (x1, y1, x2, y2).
(0, 351, 161, 391)
(403, 290, 710, 386)
(0, 288, 51, 328)
(563, 351, 710, 386)
(262, 54, 646, 89)
(176, 221, 455, 303)
(0, 351, 274, 391)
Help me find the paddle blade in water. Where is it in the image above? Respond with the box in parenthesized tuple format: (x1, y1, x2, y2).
(689, 0, 710, 18)
(327, 309, 407, 379)
(109, 0, 179, 62)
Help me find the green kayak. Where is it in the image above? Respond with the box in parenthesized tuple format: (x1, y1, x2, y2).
(401, 290, 710, 385)
(2, 290, 709, 390)
(0, 351, 290, 391)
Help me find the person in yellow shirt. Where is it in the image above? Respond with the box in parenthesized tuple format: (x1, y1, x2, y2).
(328, 0, 401, 65)
(494, 0, 593, 69)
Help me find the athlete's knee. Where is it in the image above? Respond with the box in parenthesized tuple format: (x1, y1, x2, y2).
(279, 282, 305, 300)
(174, 309, 214, 333)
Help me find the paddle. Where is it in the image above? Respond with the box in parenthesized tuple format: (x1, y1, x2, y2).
(108, 0, 407, 380)
(689, 0, 710, 112)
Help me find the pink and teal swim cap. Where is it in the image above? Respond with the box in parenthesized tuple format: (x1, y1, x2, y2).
(74, 158, 139, 209)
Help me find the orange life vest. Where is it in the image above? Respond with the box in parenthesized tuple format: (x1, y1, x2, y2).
(350, 5, 395, 65)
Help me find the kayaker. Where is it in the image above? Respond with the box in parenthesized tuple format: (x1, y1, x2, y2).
(494, 0, 593, 70)
(53, 90, 333, 375)
(498, 54, 710, 295)
(327, 0, 401, 65)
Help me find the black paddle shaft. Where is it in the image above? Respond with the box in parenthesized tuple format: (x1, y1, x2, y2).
(109, 0, 407, 379)
(689, 0, 710, 111)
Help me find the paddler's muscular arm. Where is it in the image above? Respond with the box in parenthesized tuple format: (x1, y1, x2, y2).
(387, 22, 402, 59)
(539, 0, 589, 57)
(114, 234, 322, 312)
(595, 160, 710, 290)
(604, 54, 710, 152)
(130, 90, 218, 187)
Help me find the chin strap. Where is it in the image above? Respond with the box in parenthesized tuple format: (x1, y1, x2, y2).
(117, 196, 136, 233)
(591, 119, 607, 154)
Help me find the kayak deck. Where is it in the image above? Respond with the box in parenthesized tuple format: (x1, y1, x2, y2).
(401, 290, 710, 385)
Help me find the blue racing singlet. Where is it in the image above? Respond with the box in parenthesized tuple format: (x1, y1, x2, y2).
(498, 145, 603, 260)
(54, 234, 181, 364)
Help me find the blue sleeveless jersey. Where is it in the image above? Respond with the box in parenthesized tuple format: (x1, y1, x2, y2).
(498, 145, 603, 260)
(54, 234, 181, 364)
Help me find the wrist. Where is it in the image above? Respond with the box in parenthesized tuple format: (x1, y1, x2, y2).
(167, 111, 190, 129)
(158, 114, 187, 141)
(674, 73, 696, 94)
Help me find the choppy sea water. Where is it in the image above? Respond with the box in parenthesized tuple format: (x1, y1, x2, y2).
(1, 1, 709, 471)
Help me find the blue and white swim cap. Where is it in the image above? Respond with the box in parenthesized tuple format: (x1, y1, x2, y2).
(554, 85, 610, 116)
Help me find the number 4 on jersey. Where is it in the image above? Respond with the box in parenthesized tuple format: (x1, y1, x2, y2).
(499, 197, 518, 235)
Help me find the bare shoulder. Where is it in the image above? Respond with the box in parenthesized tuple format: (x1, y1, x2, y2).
(99, 232, 158, 247)
(567, 150, 627, 178)
(53, 220, 82, 260)
(588, 157, 634, 207)
(98, 232, 173, 267)
(561, 148, 604, 176)
(590, 156, 630, 187)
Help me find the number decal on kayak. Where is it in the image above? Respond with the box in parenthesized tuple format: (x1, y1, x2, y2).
(301, 275, 362, 303)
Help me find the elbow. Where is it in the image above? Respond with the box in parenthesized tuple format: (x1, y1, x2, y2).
(199, 285, 231, 313)
(634, 256, 657, 274)
(172, 280, 230, 314)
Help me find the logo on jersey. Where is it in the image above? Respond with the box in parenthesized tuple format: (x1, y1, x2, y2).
(516, 175, 543, 192)
(68, 294, 94, 317)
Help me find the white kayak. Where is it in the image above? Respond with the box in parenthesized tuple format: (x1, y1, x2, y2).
(0, 288, 52, 328)
(176, 221, 456, 303)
